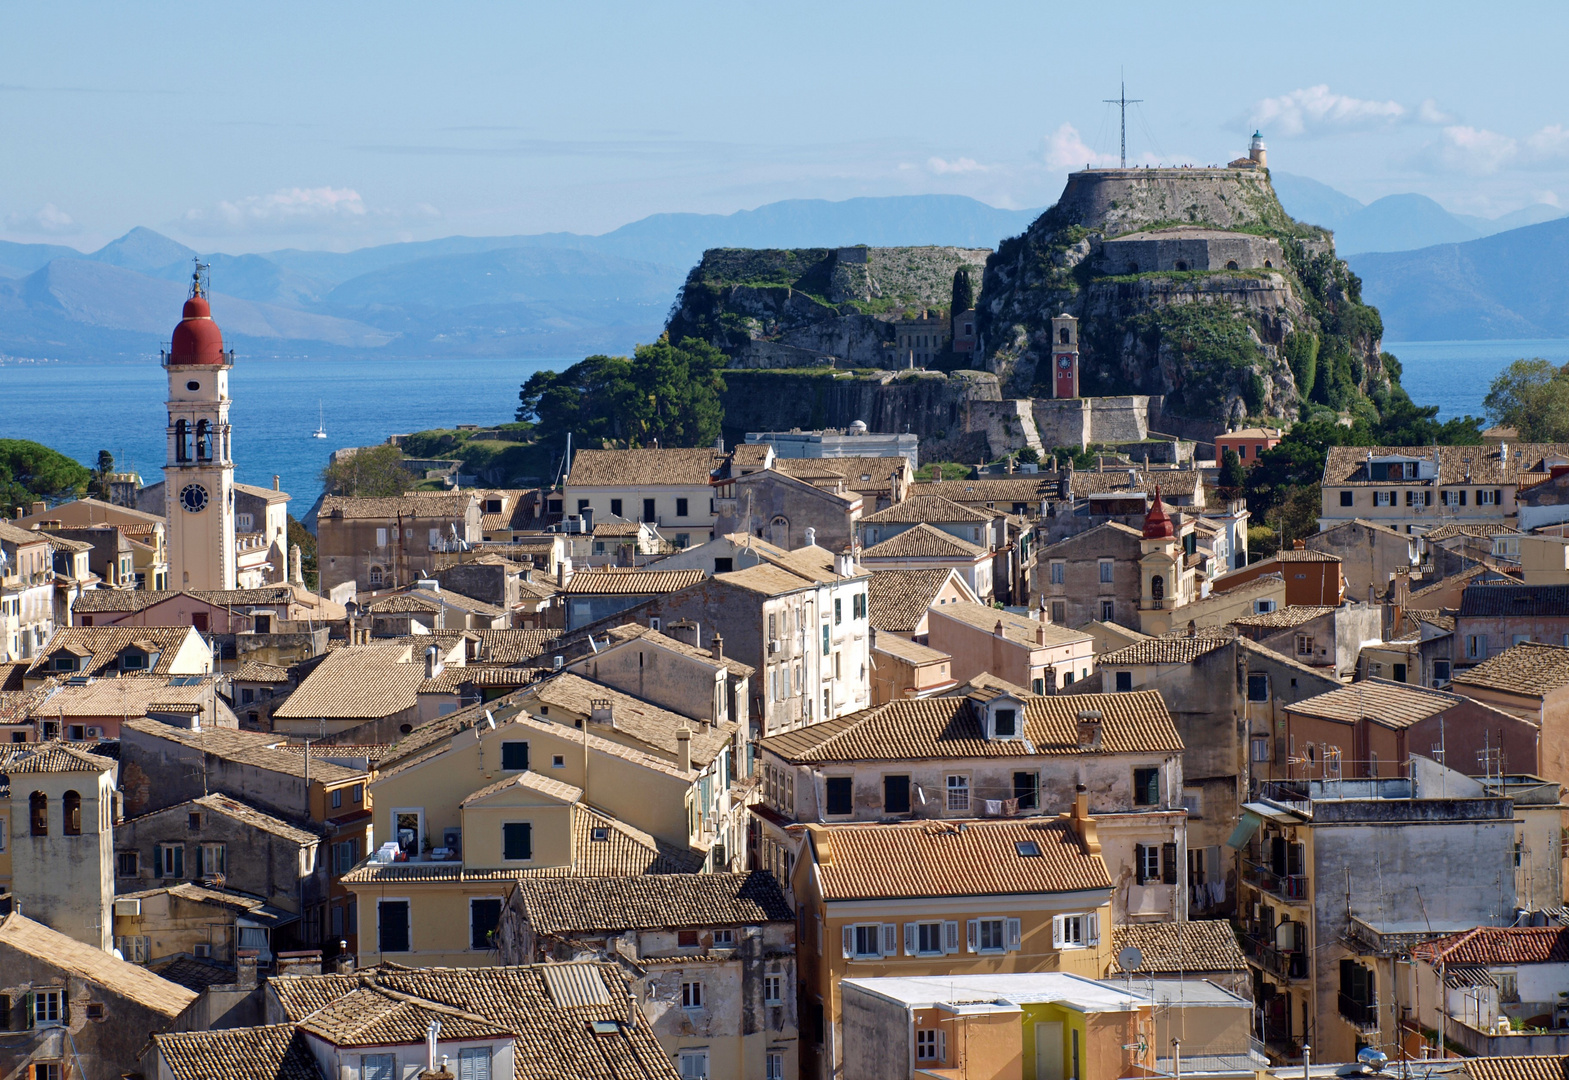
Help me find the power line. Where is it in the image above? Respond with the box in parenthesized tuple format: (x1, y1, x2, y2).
(1103, 79, 1143, 169)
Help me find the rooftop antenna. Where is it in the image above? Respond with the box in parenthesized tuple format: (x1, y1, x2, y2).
(1103, 75, 1143, 169)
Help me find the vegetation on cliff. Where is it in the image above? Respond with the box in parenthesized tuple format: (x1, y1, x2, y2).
(516, 336, 728, 449)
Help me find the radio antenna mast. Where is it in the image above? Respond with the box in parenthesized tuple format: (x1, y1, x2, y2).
(1103, 78, 1143, 169)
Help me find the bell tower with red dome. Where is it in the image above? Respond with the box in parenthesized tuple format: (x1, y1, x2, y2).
(162, 260, 236, 591)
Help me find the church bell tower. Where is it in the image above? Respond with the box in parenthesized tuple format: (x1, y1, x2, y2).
(162, 261, 237, 591)
(1051, 313, 1080, 399)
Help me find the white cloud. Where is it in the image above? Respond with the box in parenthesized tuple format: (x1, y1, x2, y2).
(177, 185, 441, 236)
(4, 202, 79, 234)
(1043, 123, 1118, 171)
(1526, 124, 1569, 162)
(1434, 125, 1518, 174)
(926, 156, 990, 175)
(1417, 99, 1453, 125)
(1250, 85, 1408, 137)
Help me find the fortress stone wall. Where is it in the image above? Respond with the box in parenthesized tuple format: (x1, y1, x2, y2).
(1099, 228, 1283, 275)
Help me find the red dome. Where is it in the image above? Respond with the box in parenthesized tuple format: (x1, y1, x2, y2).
(1142, 486, 1174, 540)
(169, 294, 227, 365)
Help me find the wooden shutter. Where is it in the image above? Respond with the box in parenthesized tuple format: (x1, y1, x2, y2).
(966, 920, 980, 953)
(1134, 844, 1148, 885)
(937, 1030, 947, 1062)
(842, 925, 855, 959)
(904, 923, 917, 956)
(1086, 911, 1100, 945)
(1051, 915, 1064, 949)
(1006, 918, 1022, 951)
(1162, 843, 1178, 885)
(943, 921, 959, 954)
(881, 924, 897, 957)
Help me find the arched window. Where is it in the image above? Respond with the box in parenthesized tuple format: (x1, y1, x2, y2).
(1264, 260, 1273, 269)
(769, 516, 789, 548)
(1150, 575, 1165, 609)
(174, 419, 190, 463)
(369, 565, 385, 586)
(63, 790, 81, 836)
(1226, 260, 1239, 271)
(30, 791, 47, 836)
(1175, 260, 1188, 271)
(195, 419, 211, 461)
(1059, 327, 1070, 345)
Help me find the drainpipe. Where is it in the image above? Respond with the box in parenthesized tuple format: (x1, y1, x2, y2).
(426, 1020, 441, 1074)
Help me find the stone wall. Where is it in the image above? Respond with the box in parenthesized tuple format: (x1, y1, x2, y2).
(1100, 231, 1284, 275)
(1032, 396, 1151, 450)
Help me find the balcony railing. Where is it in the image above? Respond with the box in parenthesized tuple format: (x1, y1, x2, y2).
(1240, 931, 1308, 980)
(1242, 860, 1308, 902)
(1153, 1039, 1269, 1076)
(1339, 994, 1379, 1032)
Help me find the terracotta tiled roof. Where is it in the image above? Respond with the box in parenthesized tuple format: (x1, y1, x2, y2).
(714, 562, 820, 596)
(1412, 926, 1569, 965)
(929, 601, 1090, 649)
(861, 523, 987, 560)
(592, 521, 644, 537)
(1412, 564, 1490, 600)
(861, 495, 991, 525)
(272, 645, 425, 721)
(1264, 549, 1341, 563)
(153, 1024, 323, 1080)
(1402, 609, 1457, 634)
(189, 585, 310, 607)
(0, 912, 197, 1018)
(27, 674, 220, 719)
(1464, 1058, 1569, 1080)
(478, 629, 563, 664)
(319, 493, 475, 520)
(419, 664, 538, 694)
(121, 718, 367, 784)
(601, 623, 755, 677)
(73, 588, 178, 613)
(1113, 920, 1246, 973)
(1453, 642, 1569, 697)
(774, 455, 910, 495)
(759, 689, 1181, 763)
(460, 770, 583, 807)
(135, 793, 321, 846)
(1069, 469, 1201, 498)
(1460, 583, 1569, 617)
(1232, 605, 1338, 629)
(872, 633, 950, 665)
(1287, 677, 1471, 729)
(268, 963, 674, 1079)
(233, 660, 291, 683)
(1, 739, 115, 774)
(300, 985, 514, 1046)
(0, 661, 26, 692)
(27, 625, 200, 678)
(915, 477, 1053, 505)
(366, 593, 442, 613)
(564, 569, 706, 595)
(1423, 523, 1522, 540)
(867, 568, 965, 633)
(1097, 628, 1234, 666)
(510, 871, 791, 935)
(1323, 444, 1569, 487)
(148, 954, 243, 992)
(809, 818, 1111, 901)
(567, 447, 724, 487)
(522, 672, 735, 769)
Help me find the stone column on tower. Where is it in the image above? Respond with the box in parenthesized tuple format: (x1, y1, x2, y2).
(162, 262, 237, 591)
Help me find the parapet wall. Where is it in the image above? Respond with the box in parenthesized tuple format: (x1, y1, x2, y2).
(1031, 396, 1150, 450)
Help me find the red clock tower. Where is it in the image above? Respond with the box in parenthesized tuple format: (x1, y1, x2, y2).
(1051, 313, 1079, 399)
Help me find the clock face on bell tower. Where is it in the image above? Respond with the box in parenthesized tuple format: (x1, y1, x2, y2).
(180, 484, 209, 513)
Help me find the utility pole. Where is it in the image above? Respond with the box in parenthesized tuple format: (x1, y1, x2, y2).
(1103, 79, 1143, 169)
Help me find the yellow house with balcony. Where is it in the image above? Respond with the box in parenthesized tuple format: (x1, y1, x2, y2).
(792, 804, 1114, 1080)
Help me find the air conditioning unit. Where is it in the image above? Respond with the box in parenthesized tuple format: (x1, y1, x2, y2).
(768, 640, 780, 654)
(113, 898, 141, 917)
(193, 943, 212, 958)
(86, 727, 101, 738)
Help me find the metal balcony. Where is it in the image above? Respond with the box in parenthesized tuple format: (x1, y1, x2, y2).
(1242, 860, 1308, 903)
(1240, 931, 1308, 980)
(1339, 994, 1380, 1032)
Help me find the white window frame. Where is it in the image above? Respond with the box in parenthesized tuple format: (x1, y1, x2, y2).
(198, 842, 226, 877)
(764, 973, 784, 1006)
(158, 842, 184, 878)
(905, 920, 954, 957)
(457, 1048, 491, 1080)
(681, 980, 704, 1010)
(1098, 559, 1114, 584)
(843, 922, 897, 959)
(1051, 911, 1100, 950)
(678, 1049, 709, 1080)
(1050, 561, 1066, 585)
(917, 1028, 940, 1061)
(362, 1054, 396, 1080)
(712, 928, 735, 948)
(1137, 844, 1161, 882)
(34, 989, 64, 1026)
(1479, 489, 1500, 506)
(766, 1051, 785, 1080)
(945, 774, 970, 812)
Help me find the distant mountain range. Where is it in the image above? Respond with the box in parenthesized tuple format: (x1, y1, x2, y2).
(0, 196, 1044, 361)
(1272, 173, 1565, 255)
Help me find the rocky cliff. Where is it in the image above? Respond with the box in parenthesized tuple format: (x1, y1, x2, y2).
(666, 245, 989, 367)
(978, 168, 1388, 428)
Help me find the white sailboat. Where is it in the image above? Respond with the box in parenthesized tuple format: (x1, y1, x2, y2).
(313, 402, 327, 439)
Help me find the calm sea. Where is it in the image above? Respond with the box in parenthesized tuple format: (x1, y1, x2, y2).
(0, 355, 569, 511)
(1, 340, 1563, 512)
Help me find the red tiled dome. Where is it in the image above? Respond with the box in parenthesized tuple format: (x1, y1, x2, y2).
(169, 295, 226, 365)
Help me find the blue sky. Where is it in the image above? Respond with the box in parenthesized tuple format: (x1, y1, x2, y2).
(2, 0, 1563, 251)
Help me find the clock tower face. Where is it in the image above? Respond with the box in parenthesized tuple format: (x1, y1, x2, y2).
(180, 483, 209, 513)
(1058, 356, 1072, 370)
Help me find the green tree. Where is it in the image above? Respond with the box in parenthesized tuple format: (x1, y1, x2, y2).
(951, 266, 975, 314)
(286, 514, 319, 590)
(0, 439, 91, 513)
(1283, 331, 1318, 401)
(88, 449, 116, 500)
(517, 354, 637, 447)
(1218, 448, 1246, 496)
(1483, 358, 1569, 441)
(320, 443, 413, 497)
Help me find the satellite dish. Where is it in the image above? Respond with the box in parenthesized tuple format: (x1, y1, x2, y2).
(1116, 946, 1144, 973)
(485, 710, 496, 730)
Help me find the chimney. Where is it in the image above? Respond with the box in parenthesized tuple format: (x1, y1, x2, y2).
(235, 950, 258, 990)
(804, 526, 817, 548)
(627, 993, 640, 1028)
(424, 646, 441, 680)
(1075, 709, 1103, 750)
(333, 945, 355, 974)
(676, 727, 692, 773)
(290, 543, 304, 585)
(1066, 781, 1101, 855)
(1293, 538, 1305, 550)
(590, 699, 613, 726)
(1186, 620, 1197, 638)
(994, 620, 1005, 639)
(1036, 623, 1046, 645)
(835, 550, 854, 577)
(30, 501, 44, 516)
(710, 634, 724, 663)
(272, 474, 281, 491)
